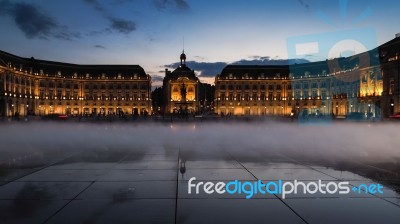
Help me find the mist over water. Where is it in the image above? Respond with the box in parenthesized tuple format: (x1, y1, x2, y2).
(0, 121, 399, 165)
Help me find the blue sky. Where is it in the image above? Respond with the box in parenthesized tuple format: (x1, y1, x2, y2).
(0, 0, 399, 86)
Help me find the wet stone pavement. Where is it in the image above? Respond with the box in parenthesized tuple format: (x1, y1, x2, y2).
(0, 146, 399, 224)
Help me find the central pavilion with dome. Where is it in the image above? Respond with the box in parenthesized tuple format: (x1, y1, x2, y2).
(162, 51, 201, 114)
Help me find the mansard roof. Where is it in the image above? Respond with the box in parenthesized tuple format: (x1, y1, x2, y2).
(218, 54, 380, 80)
(219, 65, 290, 80)
(0, 50, 148, 79)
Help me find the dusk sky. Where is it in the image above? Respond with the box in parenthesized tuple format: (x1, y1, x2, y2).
(0, 0, 399, 86)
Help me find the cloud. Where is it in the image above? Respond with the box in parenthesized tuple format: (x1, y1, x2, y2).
(164, 57, 310, 77)
(151, 75, 165, 82)
(165, 61, 227, 78)
(150, 75, 165, 88)
(194, 56, 206, 60)
(174, 0, 189, 9)
(83, 0, 104, 12)
(94, 44, 106, 49)
(12, 3, 56, 38)
(0, 0, 80, 40)
(232, 56, 310, 66)
(153, 0, 189, 11)
(112, 0, 135, 5)
(298, 0, 310, 10)
(108, 17, 136, 34)
(83, 0, 137, 34)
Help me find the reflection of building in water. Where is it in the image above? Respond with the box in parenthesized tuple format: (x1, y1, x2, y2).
(0, 50, 152, 117)
(162, 51, 200, 114)
(215, 36, 400, 118)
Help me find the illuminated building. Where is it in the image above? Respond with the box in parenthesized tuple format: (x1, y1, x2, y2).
(215, 65, 291, 116)
(1, 35, 400, 119)
(215, 36, 400, 118)
(215, 62, 383, 117)
(0, 51, 152, 117)
(379, 37, 400, 117)
(162, 51, 200, 114)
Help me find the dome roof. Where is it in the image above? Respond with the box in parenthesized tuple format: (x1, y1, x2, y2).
(180, 52, 186, 60)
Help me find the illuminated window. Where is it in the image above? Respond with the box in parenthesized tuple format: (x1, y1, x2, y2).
(321, 90, 326, 99)
(389, 79, 394, 95)
(312, 83, 318, 89)
(312, 90, 317, 98)
(295, 91, 300, 99)
(252, 93, 257, 101)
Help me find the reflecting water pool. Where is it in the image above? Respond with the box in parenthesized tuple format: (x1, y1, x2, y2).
(0, 122, 399, 223)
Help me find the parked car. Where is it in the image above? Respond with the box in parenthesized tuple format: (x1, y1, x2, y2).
(389, 113, 400, 119)
(42, 113, 68, 120)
